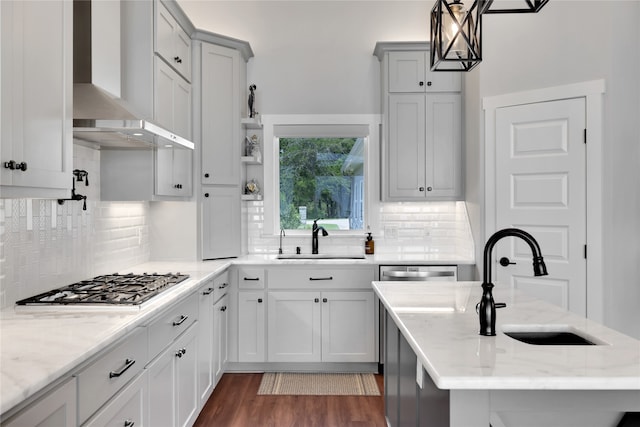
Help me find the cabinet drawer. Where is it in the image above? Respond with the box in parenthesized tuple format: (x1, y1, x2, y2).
(238, 267, 265, 290)
(213, 270, 231, 302)
(83, 370, 147, 427)
(77, 327, 147, 425)
(148, 293, 198, 359)
(269, 267, 374, 290)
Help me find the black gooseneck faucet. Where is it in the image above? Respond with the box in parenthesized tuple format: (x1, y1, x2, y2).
(311, 219, 329, 254)
(479, 228, 548, 336)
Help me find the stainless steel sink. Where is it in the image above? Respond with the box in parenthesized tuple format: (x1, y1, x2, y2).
(276, 253, 366, 260)
(503, 326, 601, 345)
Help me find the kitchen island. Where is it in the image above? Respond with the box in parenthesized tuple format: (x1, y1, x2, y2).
(374, 281, 640, 427)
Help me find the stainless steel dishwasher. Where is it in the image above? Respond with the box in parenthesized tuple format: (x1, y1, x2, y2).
(378, 265, 458, 367)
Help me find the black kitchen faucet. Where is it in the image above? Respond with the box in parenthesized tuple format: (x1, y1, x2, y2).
(479, 228, 548, 336)
(311, 219, 329, 254)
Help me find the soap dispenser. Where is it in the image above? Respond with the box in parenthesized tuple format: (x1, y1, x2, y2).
(365, 232, 375, 255)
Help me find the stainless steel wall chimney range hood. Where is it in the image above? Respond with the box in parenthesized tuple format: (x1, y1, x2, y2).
(72, 0, 194, 150)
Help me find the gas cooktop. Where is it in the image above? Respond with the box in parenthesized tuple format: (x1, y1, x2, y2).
(15, 273, 189, 307)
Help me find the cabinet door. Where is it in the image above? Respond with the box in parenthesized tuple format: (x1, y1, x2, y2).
(268, 291, 321, 362)
(213, 294, 229, 383)
(197, 281, 215, 406)
(201, 43, 240, 185)
(321, 291, 376, 362)
(155, 58, 192, 140)
(175, 324, 199, 427)
(388, 51, 425, 93)
(238, 291, 266, 362)
(3, 378, 76, 427)
(384, 310, 400, 427)
(202, 186, 241, 259)
(425, 67, 462, 93)
(0, 0, 72, 197)
(174, 26, 192, 80)
(426, 93, 462, 199)
(83, 371, 147, 427)
(387, 94, 426, 200)
(147, 341, 177, 427)
(155, 1, 190, 80)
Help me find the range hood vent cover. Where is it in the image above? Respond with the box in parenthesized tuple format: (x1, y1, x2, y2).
(72, 0, 193, 150)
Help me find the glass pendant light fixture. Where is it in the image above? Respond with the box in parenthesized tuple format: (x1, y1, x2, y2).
(479, 0, 549, 14)
(430, 0, 483, 72)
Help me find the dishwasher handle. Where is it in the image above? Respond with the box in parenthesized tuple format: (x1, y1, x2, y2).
(382, 270, 455, 279)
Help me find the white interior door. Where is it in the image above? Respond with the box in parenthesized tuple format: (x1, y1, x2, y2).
(495, 98, 586, 315)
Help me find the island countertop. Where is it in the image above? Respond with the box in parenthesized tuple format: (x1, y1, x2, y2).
(373, 281, 640, 391)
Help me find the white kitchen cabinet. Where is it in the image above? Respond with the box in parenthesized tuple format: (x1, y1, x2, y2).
(196, 279, 215, 408)
(267, 290, 376, 363)
(212, 293, 230, 384)
(238, 291, 266, 362)
(377, 43, 463, 202)
(147, 322, 199, 427)
(2, 378, 76, 427)
(155, 0, 191, 81)
(155, 58, 192, 140)
(156, 145, 193, 198)
(0, 0, 72, 199)
(200, 43, 241, 186)
(388, 50, 461, 93)
(83, 370, 147, 427)
(201, 186, 241, 259)
(386, 93, 462, 200)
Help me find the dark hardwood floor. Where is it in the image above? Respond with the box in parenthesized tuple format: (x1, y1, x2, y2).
(194, 373, 386, 427)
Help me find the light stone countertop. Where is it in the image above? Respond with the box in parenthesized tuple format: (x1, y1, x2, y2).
(373, 281, 640, 390)
(0, 253, 474, 417)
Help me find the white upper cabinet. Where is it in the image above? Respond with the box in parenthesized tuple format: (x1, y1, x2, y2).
(1, 0, 72, 199)
(200, 43, 241, 186)
(155, 0, 191, 81)
(377, 43, 463, 201)
(388, 51, 461, 93)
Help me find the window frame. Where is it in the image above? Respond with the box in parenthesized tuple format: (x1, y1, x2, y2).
(262, 114, 381, 237)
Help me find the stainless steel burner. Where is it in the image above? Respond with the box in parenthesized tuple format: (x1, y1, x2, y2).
(16, 273, 190, 307)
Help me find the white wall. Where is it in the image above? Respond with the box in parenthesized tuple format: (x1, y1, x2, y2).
(179, 0, 434, 114)
(465, 1, 640, 338)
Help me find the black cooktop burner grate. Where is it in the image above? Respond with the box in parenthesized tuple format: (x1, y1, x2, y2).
(16, 273, 190, 306)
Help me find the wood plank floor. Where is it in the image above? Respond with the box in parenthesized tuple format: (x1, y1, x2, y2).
(194, 373, 386, 427)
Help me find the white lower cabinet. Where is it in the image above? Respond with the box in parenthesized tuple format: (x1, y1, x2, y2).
(147, 322, 199, 427)
(83, 371, 147, 427)
(238, 291, 266, 362)
(2, 378, 76, 427)
(267, 290, 376, 363)
(196, 279, 215, 407)
(212, 293, 229, 384)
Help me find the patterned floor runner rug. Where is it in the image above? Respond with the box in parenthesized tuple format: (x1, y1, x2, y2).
(257, 372, 380, 396)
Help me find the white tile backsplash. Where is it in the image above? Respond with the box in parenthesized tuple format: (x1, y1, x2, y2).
(0, 145, 151, 309)
(246, 200, 475, 258)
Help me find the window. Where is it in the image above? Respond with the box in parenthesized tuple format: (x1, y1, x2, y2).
(279, 137, 364, 231)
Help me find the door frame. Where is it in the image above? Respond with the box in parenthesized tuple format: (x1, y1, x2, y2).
(483, 80, 605, 322)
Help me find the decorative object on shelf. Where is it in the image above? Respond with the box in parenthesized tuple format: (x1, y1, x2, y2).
(430, 0, 548, 72)
(479, 0, 549, 14)
(245, 134, 261, 162)
(430, 0, 483, 72)
(245, 178, 260, 195)
(57, 169, 89, 211)
(248, 84, 257, 118)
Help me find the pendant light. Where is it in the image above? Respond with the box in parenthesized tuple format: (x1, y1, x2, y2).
(479, 0, 549, 14)
(430, 0, 483, 72)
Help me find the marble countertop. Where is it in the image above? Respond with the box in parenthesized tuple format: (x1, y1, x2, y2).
(0, 260, 231, 416)
(373, 281, 640, 390)
(235, 252, 475, 265)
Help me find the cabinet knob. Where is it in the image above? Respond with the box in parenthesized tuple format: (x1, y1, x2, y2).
(314, 298, 320, 303)
(419, 187, 425, 192)
(123, 420, 135, 427)
(173, 184, 183, 189)
(221, 306, 227, 312)
(427, 186, 433, 191)
(4, 160, 27, 171)
(322, 298, 328, 303)
(419, 81, 424, 86)
(174, 56, 182, 64)
(427, 81, 432, 86)
(204, 193, 210, 198)
(258, 298, 263, 303)
(204, 173, 210, 178)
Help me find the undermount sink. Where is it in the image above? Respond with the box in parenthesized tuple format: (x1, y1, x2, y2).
(503, 325, 602, 346)
(277, 253, 366, 260)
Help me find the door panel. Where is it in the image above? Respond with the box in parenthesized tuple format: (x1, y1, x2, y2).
(495, 98, 586, 315)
